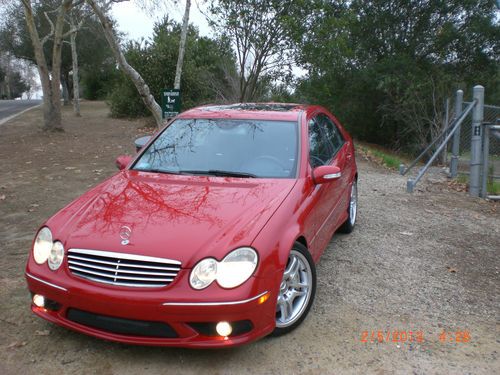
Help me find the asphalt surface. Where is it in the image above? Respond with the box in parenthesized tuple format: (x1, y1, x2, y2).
(0, 100, 41, 124)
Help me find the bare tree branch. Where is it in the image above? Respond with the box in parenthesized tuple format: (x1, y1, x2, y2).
(174, 0, 191, 90)
(41, 11, 55, 45)
(86, 0, 163, 126)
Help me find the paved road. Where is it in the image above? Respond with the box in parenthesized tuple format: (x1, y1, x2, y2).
(0, 100, 41, 124)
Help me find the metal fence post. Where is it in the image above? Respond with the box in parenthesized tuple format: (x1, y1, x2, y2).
(399, 164, 405, 175)
(441, 98, 449, 165)
(450, 90, 463, 178)
(481, 124, 490, 198)
(407, 178, 414, 193)
(469, 85, 484, 197)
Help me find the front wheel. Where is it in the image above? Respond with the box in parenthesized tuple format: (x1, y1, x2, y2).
(271, 242, 316, 336)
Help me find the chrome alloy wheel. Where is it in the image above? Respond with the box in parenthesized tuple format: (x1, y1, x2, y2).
(349, 181, 358, 226)
(275, 250, 313, 328)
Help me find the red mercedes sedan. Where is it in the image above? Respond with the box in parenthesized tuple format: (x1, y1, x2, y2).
(26, 103, 358, 348)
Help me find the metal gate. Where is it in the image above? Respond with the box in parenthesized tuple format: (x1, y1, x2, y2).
(401, 85, 499, 200)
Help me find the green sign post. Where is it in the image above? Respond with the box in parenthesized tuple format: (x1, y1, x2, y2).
(161, 89, 181, 119)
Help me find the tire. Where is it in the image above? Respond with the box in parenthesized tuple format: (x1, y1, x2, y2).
(338, 179, 357, 234)
(271, 242, 316, 336)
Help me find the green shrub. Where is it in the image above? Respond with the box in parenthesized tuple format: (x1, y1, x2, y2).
(107, 79, 148, 118)
(82, 67, 118, 100)
(107, 18, 237, 118)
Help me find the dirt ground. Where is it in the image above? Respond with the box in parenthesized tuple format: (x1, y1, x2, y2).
(0, 102, 498, 375)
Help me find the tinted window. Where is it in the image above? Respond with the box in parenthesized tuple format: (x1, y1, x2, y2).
(317, 114, 344, 155)
(133, 119, 298, 178)
(308, 118, 331, 167)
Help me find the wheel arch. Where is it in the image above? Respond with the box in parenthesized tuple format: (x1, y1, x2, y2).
(295, 235, 308, 249)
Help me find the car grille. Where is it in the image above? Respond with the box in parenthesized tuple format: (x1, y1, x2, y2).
(67, 249, 181, 288)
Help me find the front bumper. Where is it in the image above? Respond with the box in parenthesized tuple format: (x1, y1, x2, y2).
(25, 270, 277, 348)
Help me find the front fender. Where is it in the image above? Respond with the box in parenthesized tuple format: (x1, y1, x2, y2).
(251, 179, 311, 281)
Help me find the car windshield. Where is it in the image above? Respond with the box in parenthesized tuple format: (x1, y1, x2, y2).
(132, 118, 298, 178)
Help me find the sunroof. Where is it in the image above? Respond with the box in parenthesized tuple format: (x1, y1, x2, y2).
(200, 103, 300, 112)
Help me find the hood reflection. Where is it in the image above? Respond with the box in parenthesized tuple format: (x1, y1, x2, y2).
(58, 171, 296, 264)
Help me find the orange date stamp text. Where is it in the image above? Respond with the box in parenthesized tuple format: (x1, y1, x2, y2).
(360, 330, 471, 344)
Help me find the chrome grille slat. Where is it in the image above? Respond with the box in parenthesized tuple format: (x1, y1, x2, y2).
(68, 259, 178, 276)
(69, 248, 181, 264)
(68, 265, 175, 281)
(67, 254, 181, 271)
(67, 249, 181, 288)
(71, 273, 167, 288)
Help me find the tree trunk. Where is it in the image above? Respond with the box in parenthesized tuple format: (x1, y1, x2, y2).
(69, 18, 81, 117)
(86, 0, 163, 127)
(21, 0, 73, 131)
(61, 74, 70, 105)
(174, 0, 191, 90)
(3, 53, 13, 99)
(49, 2, 73, 130)
(5, 73, 11, 99)
(22, 1, 55, 130)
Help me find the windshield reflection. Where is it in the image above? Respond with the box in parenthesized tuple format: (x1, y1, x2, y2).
(133, 119, 298, 178)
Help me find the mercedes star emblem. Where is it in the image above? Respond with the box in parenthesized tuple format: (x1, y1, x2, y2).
(119, 225, 132, 245)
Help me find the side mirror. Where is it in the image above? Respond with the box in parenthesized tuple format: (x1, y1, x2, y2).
(134, 135, 152, 153)
(115, 155, 133, 170)
(312, 165, 342, 185)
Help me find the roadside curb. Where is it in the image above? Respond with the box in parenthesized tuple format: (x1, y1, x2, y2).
(0, 103, 41, 127)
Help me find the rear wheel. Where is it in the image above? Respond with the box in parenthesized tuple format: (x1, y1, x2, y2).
(338, 179, 357, 234)
(271, 242, 316, 336)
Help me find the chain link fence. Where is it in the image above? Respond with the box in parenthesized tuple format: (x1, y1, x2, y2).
(448, 102, 500, 195)
(454, 101, 500, 194)
(404, 91, 498, 196)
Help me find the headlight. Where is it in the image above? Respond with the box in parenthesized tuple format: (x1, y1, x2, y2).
(217, 247, 258, 288)
(48, 241, 64, 270)
(33, 227, 52, 264)
(189, 248, 258, 290)
(190, 258, 217, 290)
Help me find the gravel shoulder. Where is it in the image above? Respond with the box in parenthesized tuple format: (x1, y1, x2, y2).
(0, 102, 498, 375)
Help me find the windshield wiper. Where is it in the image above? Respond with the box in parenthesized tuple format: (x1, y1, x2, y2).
(179, 169, 257, 178)
(134, 168, 180, 175)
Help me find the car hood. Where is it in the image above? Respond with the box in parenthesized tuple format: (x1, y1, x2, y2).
(47, 170, 296, 267)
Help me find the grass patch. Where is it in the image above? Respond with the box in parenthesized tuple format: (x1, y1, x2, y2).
(356, 143, 405, 170)
(487, 180, 500, 195)
(456, 173, 500, 195)
(456, 173, 469, 185)
(369, 149, 402, 169)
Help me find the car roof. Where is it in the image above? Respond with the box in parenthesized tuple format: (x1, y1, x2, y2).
(177, 103, 313, 122)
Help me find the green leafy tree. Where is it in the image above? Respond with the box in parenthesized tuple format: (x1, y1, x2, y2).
(0, 63, 30, 99)
(9, 71, 31, 98)
(108, 17, 238, 118)
(207, 0, 305, 102)
(294, 0, 500, 152)
(0, 1, 114, 122)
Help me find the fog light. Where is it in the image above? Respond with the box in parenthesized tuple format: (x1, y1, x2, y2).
(33, 294, 45, 308)
(216, 321, 232, 337)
